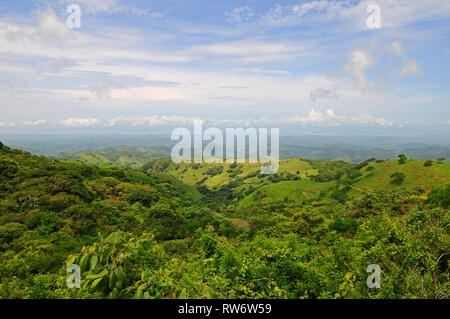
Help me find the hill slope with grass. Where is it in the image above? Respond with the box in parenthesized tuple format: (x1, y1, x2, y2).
(353, 159, 450, 192)
(1, 142, 448, 299)
(145, 157, 450, 209)
(143, 158, 353, 188)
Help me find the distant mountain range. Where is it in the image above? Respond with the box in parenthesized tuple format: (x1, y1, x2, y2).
(50, 144, 450, 167)
(52, 146, 170, 168)
(2, 134, 449, 165)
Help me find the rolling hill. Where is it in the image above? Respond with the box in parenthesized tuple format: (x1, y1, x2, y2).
(1, 142, 449, 299)
(145, 157, 450, 209)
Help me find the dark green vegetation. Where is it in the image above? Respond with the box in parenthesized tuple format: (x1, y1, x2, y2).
(0, 143, 449, 299)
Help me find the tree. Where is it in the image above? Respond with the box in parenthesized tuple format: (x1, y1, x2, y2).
(437, 157, 446, 162)
(196, 226, 218, 258)
(398, 154, 407, 165)
(0, 156, 19, 178)
(63, 205, 97, 235)
(127, 187, 159, 207)
(329, 217, 359, 234)
(424, 160, 433, 167)
(390, 172, 405, 185)
(0, 223, 27, 248)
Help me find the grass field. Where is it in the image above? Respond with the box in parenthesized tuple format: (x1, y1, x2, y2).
(147, 157, 450, 208)
(353, 159, 450, 192)
(147, 158, 319, 190)
(238, 179, 334, 208)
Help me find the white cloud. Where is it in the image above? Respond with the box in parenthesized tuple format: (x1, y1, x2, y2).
(225, 6, 254, 24)
(58, 0, 162, 17)
(0, 9, 74, 48)
(258, 1, 351, 27)
(275, 109, 394, 127)
(388, 41, 421, 76)
(50, 110, 396, 128)
(51, 57, 76, 73)
(399, 59, 421, 76)
(22, 120, 48, 126)
(39, 61, 344, 106)
(38, 9, 74, 45)
(389, 41, 404, 57)
(105, 115, 200, 127)
(310, 88, 338, 102)
(255, 0, 450, 30)
(232, 68, 291, 76)
(344, 50, 374, 90)
(185, 40, 311, 64)
(2, 109, 395, 129)
(0, 122, 17, 127)
(0, 11, 188, 63)
(61, 117, 101, 127)
(89, 82, 122, 100)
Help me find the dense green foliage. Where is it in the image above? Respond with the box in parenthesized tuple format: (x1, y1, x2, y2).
(0, 145, 448, 299)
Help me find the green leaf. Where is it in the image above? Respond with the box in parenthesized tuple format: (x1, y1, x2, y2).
(179, 288, 187, 299)
(86, 269, 108, 280)
(90, 255, 99, 270)
(90, 277, 103, 292)
(108, 272, 116, 290)
(138, 283, 148, 290)
(80, 255, 91, 272)
(111, 287, 119, 299)
(66, 255, 77, 267)
(134, 289, 143, 299)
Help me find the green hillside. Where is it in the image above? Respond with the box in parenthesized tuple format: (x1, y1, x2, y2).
(238, 180, 335, 208)
(147, 157, 450, 209)
(1, 143, 449, 299)
(53, 146, 170, 168)
(144, 158, 324, 189)
(353, 159, 450, 192)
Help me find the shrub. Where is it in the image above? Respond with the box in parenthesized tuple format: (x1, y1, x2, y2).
(127, 187, 160, 207)
(390, 172, 405, 185)
(196, 227, 218, 258)
(329, 217, 359, 234)
(205, 166, 223, 177)
(424, 160, 433, 167)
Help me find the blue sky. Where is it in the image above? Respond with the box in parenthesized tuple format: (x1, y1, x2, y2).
(0, 0, 449, 136)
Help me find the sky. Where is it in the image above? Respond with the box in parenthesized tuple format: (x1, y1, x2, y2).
(0, 0, 449, 136)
